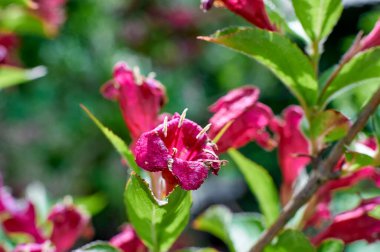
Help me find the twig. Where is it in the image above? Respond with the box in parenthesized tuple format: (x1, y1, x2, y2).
(250, 86, 380, 252)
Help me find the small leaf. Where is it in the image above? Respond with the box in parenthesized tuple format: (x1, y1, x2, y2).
(193, 205, 264, 252)
(200, 27, 318, 108)
(274, 230, 316, 252)
(319, 48, 380, 105)
(229, 149, 280, 226)
(291, 0, 343, 41)
(317, 239, 344, 252)
(310, 110, 350, 143)
(74, 241, 121, 252)
(125, 174, 191, 252)
(369, 205, 380, 220)
(0, 66, 46, 89)
(81, 105, 140, 174)
(345, 151, 375, 171)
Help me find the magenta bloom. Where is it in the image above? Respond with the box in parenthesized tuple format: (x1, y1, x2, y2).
(101, 62, 167, 143)
(311, 197, 380, 244)
(135, 114, 222, 191)
(201, 0, 277, 31)
(110, 225, 147, 252)
(0, 33, 19, 66)
(32, 0, 66, 33)
(48, 203, 90, 252)
(0, 188, 45, 243)
(270, 106, 310, 204)
(360, 18, 380, 51)
(208, 86, 275, 153)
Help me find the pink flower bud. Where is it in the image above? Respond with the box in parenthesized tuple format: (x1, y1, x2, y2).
(270, 106, 310, 204)
(101, 62, 167, 143)
(48, 202, 90, 252)
(208, 86, 275, 153)
(312, 197, 380, 244)
(110, 225, 147, 252)
(360, 18, 380, 51)
(135, 113, 224, 190)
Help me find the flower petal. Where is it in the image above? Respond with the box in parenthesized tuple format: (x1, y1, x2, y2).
(110, 225, 147, 252)
(171, 159, 209, 190)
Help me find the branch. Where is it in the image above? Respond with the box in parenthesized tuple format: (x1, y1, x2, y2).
(250, 86, 380, 252)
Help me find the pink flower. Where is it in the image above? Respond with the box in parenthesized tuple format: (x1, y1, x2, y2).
(311, 197, 380, 244)
(201, 0, 277, 31)
(270, 106, 310, 204)
(14, 242, 55, 252)
(0, 33, 20, 66)
(101, 62, 167, 144)
(208, 86, 275, 153)
(110, 225, 147, 252)
(135, 113, 223, 191)
(48, 202, 90, 252)
(0, 188, 45, 243)
(360, 18, 380, 51)
(31, 0, 66, 33)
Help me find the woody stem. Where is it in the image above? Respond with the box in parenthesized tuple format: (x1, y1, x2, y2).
(250, 86, 380, 252)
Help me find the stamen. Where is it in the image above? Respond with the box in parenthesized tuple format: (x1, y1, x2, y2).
(172, 147, 178, 155)
(167, 158, 174, 171)
(147, 72, 156, 79)
(163, 116, 168, 137)
(133, 66, 144, 85)
(196, 123, 212, 139)
(63, 195, 73, 205)
(178, 108, 188, 128)
(203, 148, 218, 158)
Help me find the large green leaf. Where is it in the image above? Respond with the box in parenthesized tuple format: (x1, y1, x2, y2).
(229, 149, 280, 226)
(317, 239, 344, 252)
(0, 66, 46, 90)
(125, 174, 191, 252)
(200, 27, 318, 107)
(319, 48, 380, 105)
(81, 105, 140, 174)
(265, 230, 316, 252)
(291, 0, 343, 41)
(74, 241, 121, 252)
(193, 205, 264, 252)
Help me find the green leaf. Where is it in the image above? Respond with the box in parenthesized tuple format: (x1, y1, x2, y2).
(200, 27, 318, 108)
(228, 149, 280, 226)
(319, 48, 380, 105)
(345, 151, 375, 171)
(74, 241, 122, 252)
(74, 192, 108, 216)
(369, 205, 380, 219)
(291, 0, 343, 41)
(125, 174, 191, 252)
(81, 105, 140, 174)
(177, 248, 218, 252)
(0, 66, 46, 89)
(317, 239, 344, 252)
(310, 110, 350, 143)
(193, 205, 264, 252)
(0, 0, 34, 7)
(270, 230, 316, 252)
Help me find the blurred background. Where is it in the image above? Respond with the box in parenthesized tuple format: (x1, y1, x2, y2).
(1, 0, 380, 250)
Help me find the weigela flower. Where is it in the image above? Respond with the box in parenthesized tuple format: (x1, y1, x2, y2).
(360, 18, 380, 51)
(110, 225, 147, 252)
(0, 188, 45, 243)
(101, 62, 167, 144)
(135, 113, 223, 191)
(208, 86, 275, 153)
(201, 0, 277, 31)
(31, 0, 66, 34)
(311, 197, 380, 244)
(48, 201, 90, 252)
(270, 106, 310, 204)
(0, 33, 20, 66)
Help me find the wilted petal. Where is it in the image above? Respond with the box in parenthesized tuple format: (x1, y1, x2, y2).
(271, 106, 310, 204)
(48, 202, 90, 252)
(0, 189, 45, 243)
(110, 225, 147, 252)
(311, 197, 380, 244)
(171, 159, 209, 190)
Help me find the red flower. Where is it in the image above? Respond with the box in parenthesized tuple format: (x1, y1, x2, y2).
(135, 113, 223, 191)
(311, 197, 380, 244)
(0, 188, 45, 243)
(201, 0, 277, 31)
(101, 62, 167, 144)
(48, 202, 90, 252)
(0, 33, 20, 66)
(110, 225, 147, 252)
(270, 106, 310, 204)
(208, 86, 275, 153)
